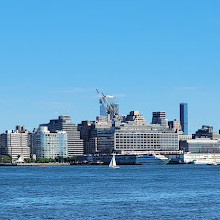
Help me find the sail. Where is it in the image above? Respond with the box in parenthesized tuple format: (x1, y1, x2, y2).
(112, 155, 117, 166)
(109, 154, 119, 168)
(109, 157, 113, 167)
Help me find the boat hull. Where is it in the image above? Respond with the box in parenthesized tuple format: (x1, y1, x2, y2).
(136, 155, 169, 165)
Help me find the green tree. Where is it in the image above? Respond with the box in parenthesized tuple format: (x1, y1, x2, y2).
(0, 155, 12, 163)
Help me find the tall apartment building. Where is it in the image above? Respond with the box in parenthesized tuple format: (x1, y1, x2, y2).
(78, 116, 115, 154)
(41, 116, 83, 157)
(32, 126, 67, 159)
(0, 126, 30, 160)
(180, 103, 188, 135)
(78, 120, 95, 154)
(152, 111, 168, 128)
(95, 116, 114, 154)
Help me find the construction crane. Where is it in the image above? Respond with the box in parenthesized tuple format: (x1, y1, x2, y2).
(96, 89, 116, 120)
(101, 92, 114, 112)
(96, 89, 110, 114)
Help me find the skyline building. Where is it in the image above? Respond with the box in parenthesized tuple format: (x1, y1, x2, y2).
(41, 115, 84, 157)
(180, 139, 220, 153)
(0, 126, 31, 161)
(123, 111, 146, 125)
(152, 111, 168, 128)
(192, 125, 220, 140)
(78, 120, 96, 154)
(180, 103, 188, 135)
(114, 123, 179, 153)
(32, 126, 67, 159)
(168, 119, 183, 134)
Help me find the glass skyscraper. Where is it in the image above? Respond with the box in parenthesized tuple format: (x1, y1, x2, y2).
(180, 103, 188, 135)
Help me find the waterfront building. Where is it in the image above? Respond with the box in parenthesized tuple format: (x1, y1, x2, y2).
(78, 120, 96, 154)
(32, 126, 67, 159)
(114, 123, 179, 153)
(152, 111, 168, 128)
(78, 116, 114, 154)
(168, 119, 183, 134)
(0, 126, 30, 160)
(84, 137, 97, 154)
(180, 103, 188, 135)
(94, 116, 114, 154)
(180, 139, 220, 153)
(41, 116, 83, 156)
(97, 128, 115, 154)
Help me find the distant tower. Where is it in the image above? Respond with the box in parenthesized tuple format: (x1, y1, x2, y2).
(180, 103, 188, 135)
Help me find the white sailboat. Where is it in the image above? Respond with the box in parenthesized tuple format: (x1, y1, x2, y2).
(109, 154, 120, 168)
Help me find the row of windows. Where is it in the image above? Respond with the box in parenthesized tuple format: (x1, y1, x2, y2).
(115, 146, 177, 150)
(116, 140, 178, 143)
(116, 134, 177, 138)
(115, 144, 178, 147)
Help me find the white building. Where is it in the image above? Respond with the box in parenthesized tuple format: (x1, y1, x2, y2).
(180, 139, 220, 153)
(114, 123, 179, 153)
(32, 126, 67, 159)
(0, 126, 30, 160)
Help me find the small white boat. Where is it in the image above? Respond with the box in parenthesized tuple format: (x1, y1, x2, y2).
(109, 154, 120, 169)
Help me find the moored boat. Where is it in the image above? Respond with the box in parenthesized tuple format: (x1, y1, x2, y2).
(136, 154, 169, 165)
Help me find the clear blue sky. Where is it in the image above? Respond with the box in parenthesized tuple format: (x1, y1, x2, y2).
(0, 0, 220, 133)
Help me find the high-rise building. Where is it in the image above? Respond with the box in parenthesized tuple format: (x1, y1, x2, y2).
(152, 111, 168, 128)
(41, 116, 84, 157)
(32, 126, 67, 159)
(100, 95, 119, 119)
(0, 126, 31, 161)
(78, 120, 96, 154)
(180, 103, 188, 135)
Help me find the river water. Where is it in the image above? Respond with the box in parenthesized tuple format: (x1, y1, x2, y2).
(0, 165, 220, 220)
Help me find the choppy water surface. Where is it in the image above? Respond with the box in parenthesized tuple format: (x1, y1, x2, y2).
(0, 165, 220, 220)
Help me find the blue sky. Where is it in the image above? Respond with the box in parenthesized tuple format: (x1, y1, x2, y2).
(0, 0, 220, 133)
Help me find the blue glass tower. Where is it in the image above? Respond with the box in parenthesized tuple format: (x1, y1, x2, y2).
(180, 103, 188, 135)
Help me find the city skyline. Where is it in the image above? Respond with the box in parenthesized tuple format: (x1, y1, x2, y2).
(0, 1, 220, 133)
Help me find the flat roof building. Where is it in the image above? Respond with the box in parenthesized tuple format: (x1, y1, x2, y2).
(114, 123, 179, 153)
(152, 111, 168, 128)
(32, 126, 67, 159)
(180, 139, 220, 153)
(0, 126, 31, 161)
(41, 116, 83, 157)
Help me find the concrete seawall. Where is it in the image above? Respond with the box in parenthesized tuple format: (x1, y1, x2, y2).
(16, 163, 71, 166)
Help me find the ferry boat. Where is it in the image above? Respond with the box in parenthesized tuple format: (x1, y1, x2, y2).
(136, 154, 169, 165)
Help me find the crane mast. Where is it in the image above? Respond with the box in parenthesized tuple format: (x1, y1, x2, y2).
(96, 89, 117, 121)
